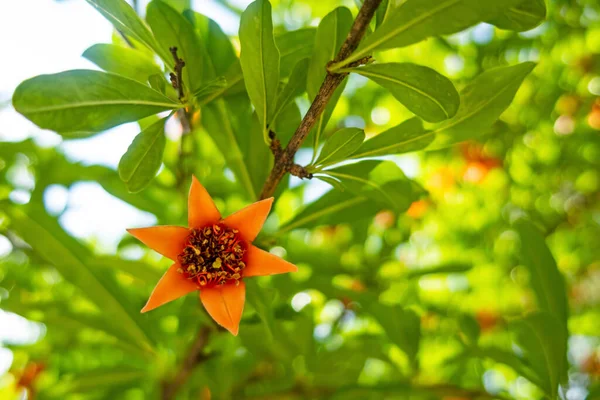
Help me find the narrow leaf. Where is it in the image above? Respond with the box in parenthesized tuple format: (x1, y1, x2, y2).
(5, 206, 155, 352)
(511, 312, 568, 398)
(118, 117, 167, 193)
(239, 0, 280, 139)
(279, 190, 378, 232)
(488, 0, 547, 32)
(184, 10, 238, 73)
(85, 0, 171, 66)
(346, 63, 459, 122)
(428, 62, 535, 149)
(322, 160, 421, 211)
(276, 28, 317, 78)
(334, 0, 522, 68)
(12, 70, 181, 137)
(351, 118, 432, 159)
(514, 219, 568, 325)
(146, 1, 206, 93)
(314, 128, 365, 167)
(270, 58, 310, 127)
(307, 7, 353, 149)
(82, 43, 162, 83)
(367, 303, 421, 364)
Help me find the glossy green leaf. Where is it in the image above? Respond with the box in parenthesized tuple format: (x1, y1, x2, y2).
(148, 74, 167, 94)
(276, 28, 317, 78)
(308, 7, 353, 150)
(202, 99, 257, 200)
(193, 76, 228, 100)
(118, 117, 167, 193)
(313, 128, 365, 168)
(351, 118, 432, 159)
(270, 58, 310, 127)
(239, 0, 280, 139)
(488, 0, 547, 32)
(511, 312, 568, 398)
(514, 219, 568, 325)
(146, 1, 206, 94)
(332, 0, 522, 69)
(12, 70, 181, 137)
(345, 63, 459, 122)
(5, 206, 154, 353)
(184, 10, 237, 73)
(85, 0, 171, 65)
(428, 62, 535, 149)
(320, 160, 421, 211)
(82, 43, 162, 83)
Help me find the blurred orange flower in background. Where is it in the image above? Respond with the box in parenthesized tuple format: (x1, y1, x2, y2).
(128, 177, 297, 335)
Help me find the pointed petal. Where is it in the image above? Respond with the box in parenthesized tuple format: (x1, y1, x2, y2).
(243, 245, 298, 277)
(189, 176, 221, 229)
(127, 226, 189, 260)
(141, 263, 198, 313)
(200, 282, 245, 336)
(222, 198, 273, 242)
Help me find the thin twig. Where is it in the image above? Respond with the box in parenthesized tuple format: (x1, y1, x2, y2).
(259, 0, 382, 199)
(161, 326, 211, 400)
(169, 47, 186, 101)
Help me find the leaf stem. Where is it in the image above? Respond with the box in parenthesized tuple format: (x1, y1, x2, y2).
(259, 0, 383, 199)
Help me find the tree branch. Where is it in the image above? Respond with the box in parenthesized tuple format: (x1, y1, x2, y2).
(259, 0, 382, 199)
(161, 326, 211, 400)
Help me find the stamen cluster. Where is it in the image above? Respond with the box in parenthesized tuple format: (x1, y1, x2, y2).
(178, 224, 246, 287)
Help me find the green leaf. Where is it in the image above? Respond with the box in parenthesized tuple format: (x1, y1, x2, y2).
(245, 279, 277, 340)
(488, 0, 546, 32)
(91, 256, 162, 286)
(345, 63, 459, 122)
(193, 76, 228, 101)
(202, 99, 257, 200)
(404, 262, 472, 279)
(46, 367, 146, 395)
(4, 205, 154, 353)
(313, 128, 365, 168)
(82, 43, 162, 83)
(279, 190, 378, 233)
(367, 303, 421, 364)
(239, 0, 280, 140)
(184, 10, 238, 73)
(85, 0, 171, 66)
(148, 73, 167, 94)
(307, 7, 353, 150)
(427, 62, 535, 149)
(514, 219, 568, 325)
(146, 0, 206, 93)
(351, 118, 432, 159)
(12, 70, 181, 137)
(276, 28, 317, 78)
(118, 117, 167, 193)
(510, 312, 568, 398)
(320, 160, 421, 211)
(270, 58, 310, 127)
(332, 0, 522, 69)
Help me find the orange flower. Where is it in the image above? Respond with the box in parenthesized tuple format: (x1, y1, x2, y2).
(128, 177, 297, 335)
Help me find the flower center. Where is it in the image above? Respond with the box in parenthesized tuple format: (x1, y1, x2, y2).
(177, 224, 246, 287)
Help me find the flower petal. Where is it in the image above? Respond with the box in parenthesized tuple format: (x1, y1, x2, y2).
(200, 282, 245, 336)
(127, 226, 189, 260)
(141, 263, 198, 313)
(222, 198, 273, 242)
(189, 176, 221, 229)
(243, 245, 298, 277)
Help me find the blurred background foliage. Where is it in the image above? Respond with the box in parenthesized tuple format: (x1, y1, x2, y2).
(0, 0, 599, 399)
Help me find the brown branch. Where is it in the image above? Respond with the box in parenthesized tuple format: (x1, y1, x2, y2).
(169, 47, 186, 101)
(161, 326, 211, 400)
(259, 0, 382, 199)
